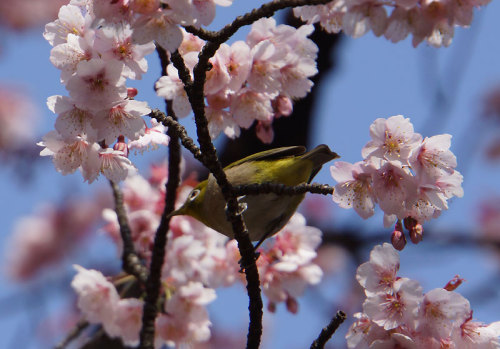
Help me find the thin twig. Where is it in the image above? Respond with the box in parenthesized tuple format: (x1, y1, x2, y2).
(139, 46, 183, 349)
(188, 22, 265, 349)
(170, 50, 193, 86)
(310, 311, 347, 349)
(234, 182, 334, 197)
(184, 0, 333, 42)
(148, 109, 203, 163)
(54, 319, 89, 349)
(110, 180, 148, 284)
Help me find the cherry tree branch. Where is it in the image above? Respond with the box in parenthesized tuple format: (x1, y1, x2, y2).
(170, 50, 193, 86)
(186, 41, 266, 349)
(310, 311, 347, 349)
(109, 180, 148, 284)
(139, 47, 182, 349)
(234, 182, 334, 196)
(149, 109, 203, 163)
(54, 319, 89, 349)
(149, 1, 335, 347)
(183, 0, 333, 42)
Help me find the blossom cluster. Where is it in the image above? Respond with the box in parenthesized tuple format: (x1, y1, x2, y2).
(330, 115, 463, 247)
(0, 0, 67, 31)
(156, 17, 318, 143)
(38, 0, 233, 183)
(6, 199, 101, 281)
(346, 243, 500, 348)
(294, 0, 491, 48)
(81, 164, 325, 346)
(0, 86, 39, 153)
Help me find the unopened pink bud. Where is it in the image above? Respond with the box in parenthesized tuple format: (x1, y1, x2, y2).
(403, 216, 417, 230)
(267, 302, 276, 313)
(127, 87, 138, 98)
(286, 297, 298, 314)
(273, 95, 293, 117)
(391, 229, 406, 251)
(113, 136, 129, 157)
(409, 224, 423, 244)
(444, 275, 465, 291)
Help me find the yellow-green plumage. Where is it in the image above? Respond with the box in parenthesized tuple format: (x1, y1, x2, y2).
(171, 144, 339, 242)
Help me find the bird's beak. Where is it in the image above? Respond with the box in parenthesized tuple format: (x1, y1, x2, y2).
(167, 206, 186, 219)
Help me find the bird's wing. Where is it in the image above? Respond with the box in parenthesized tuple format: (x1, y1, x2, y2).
(224, 146, 306, 170)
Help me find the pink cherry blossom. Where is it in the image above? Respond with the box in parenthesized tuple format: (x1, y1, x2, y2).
(257, 213, 323, 311)
(362, 115, 423, 165)
(98, 148, 137, 182)
(342, 4, 388, 38)
(225, 41, 252, 92)
(129, 0, 160, 15)
(0, 0, 67, 31)
(205, 106, 240, 140)
(205, 44, 231, 95)
(369, 333, 418, 349)
(71, 265, 120, 326)
(91, 99, 149, 144)
(92, 0, 131, 22)
(156, 281, 216, 346)
(155, 62, 193, 118)
(452, 317, 500, 348)
(371, 160, 417, 219)
(128, 119, 170, 153)
(384, 7, 413, 43)
(356, 243, 400, 295)
(410, 134, 457, 178)
(94, 22, 155, 79)
(0, 86, 39, 151)
(230, 88, 273, 128)
(247, 40, 286, 96)
(43, 4, 92, 46)
(107, 298, 144, 346)
(416, 288, 471, 340)
(38, 130, 101, 180)
(293, 2, 345, 34)
(48, 95, 96, 142)
(330, 161, 376, 219)
(346, 312, 389, 349)
(6, 200, 99, 281)
(363, 277, 423, 330)
(49, 33, 95, 83)
(132, 10, 183, 52)
(178, 28, 205, 55)
(347, 244, 500, 348)
(66, 58, 127, 112)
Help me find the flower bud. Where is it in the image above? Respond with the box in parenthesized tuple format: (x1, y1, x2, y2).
(113, 136, 129, 157)
(391, 229, 406, 251)
(409, 224, 423, 244)
(127, 87, 138, 99)
(444, 275, 465, 291)
(267, 301, 276, 313)
(286, 297, 298, 314)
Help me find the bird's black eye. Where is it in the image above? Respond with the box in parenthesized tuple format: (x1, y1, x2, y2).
(188, 189, 201, 201)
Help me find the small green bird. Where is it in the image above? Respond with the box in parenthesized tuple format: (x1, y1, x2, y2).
(170, 144, 339, 246)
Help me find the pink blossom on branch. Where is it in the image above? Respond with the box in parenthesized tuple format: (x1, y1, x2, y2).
(331, 115, 463, 245)
(294, 0, 491, 47)
(346, 244, 500, 348)
(0, 86, 39, 152)
(6, 200, 100, 281)
(155, 18, 318, 143)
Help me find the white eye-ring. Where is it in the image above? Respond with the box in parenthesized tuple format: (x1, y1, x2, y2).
(188, 189, 201, 201)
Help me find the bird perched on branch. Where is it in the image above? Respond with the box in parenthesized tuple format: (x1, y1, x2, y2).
(170, 144, 339, 248)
